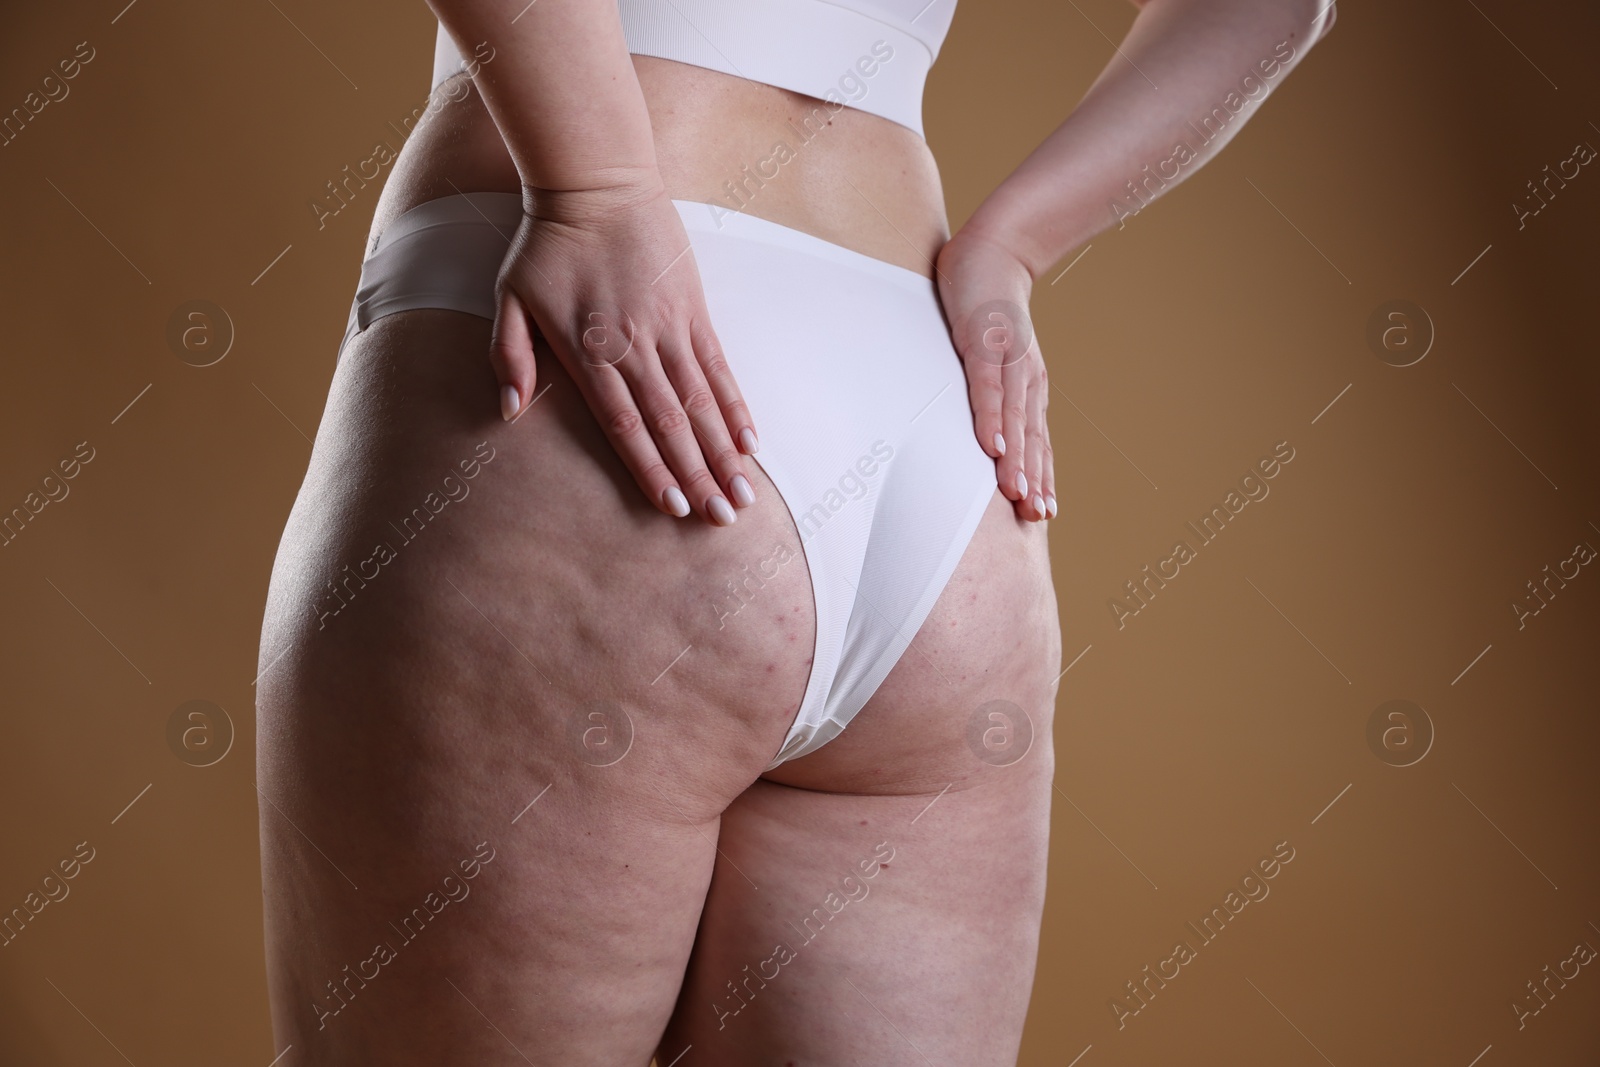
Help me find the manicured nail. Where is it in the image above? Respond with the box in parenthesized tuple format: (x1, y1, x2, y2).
(708, 495, 736, 526)
(1015, 470, 1028, 498)
(500, 384, 520, 421)
(1045, 494, 1058, 519)
(729, 472, 755, 507)
(662, 486, 691, 517)
(993, 432, 1006, 456)
(1031, 494, 1045, 517)
(739, 427, 760, 454)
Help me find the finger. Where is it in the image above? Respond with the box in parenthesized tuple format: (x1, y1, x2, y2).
(1024, 371, 1047, 521)
(658, 327, 755, 511)
(1039, 393, 1058, 520)
(562, 349, 692, 519)
(616, 343, 735, 526)
(997, 353, 1029, 506)
(958, 310, 1007, 462)
(488, 284, 539, 421)
(690, 316, 760, 457)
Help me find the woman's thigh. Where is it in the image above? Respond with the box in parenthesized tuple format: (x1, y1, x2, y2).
(665, 492, 1061, 1064)
(255, 307, 817, 1064)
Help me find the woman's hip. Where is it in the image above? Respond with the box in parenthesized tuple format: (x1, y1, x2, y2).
(260, 306, 817, 798)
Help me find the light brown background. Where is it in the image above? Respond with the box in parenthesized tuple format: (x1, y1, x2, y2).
(1, 0, 1596, 1063)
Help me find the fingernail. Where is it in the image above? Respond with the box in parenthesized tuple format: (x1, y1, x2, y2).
(662, 486, 691, 517)
(1045, 494, 1058, 519)
(729, 472, 755, 507)
(993, 432, 1006, 456)
(1015, 470, 1028, 498)
(1031, 494, 1045, 517)
(500, 384, 520, 421)
(708, 495, 736, 526)
(739, 427, 760, 454)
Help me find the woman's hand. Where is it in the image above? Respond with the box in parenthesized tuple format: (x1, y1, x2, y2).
(935, 229, 1056, 522)
(488, 174, 759, 526)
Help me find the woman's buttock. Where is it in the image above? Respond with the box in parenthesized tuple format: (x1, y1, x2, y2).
(261, 60, 1055, 797)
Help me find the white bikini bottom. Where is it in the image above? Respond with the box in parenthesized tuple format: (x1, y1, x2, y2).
(338, 193, 997, 769)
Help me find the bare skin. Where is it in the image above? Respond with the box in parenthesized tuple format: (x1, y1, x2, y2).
(258, 56, 1058, 1065)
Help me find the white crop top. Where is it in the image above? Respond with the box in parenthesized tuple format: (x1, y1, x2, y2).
(430, 0, 959, 139)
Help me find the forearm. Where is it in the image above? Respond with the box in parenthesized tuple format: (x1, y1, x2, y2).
(427, 0, 660, 201)
(960, 0, 1335, 281)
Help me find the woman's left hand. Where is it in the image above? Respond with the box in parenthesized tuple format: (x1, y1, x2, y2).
(935, 230, 1056, 522)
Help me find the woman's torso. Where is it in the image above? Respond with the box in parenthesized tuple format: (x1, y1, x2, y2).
(370, 56, 951, 277)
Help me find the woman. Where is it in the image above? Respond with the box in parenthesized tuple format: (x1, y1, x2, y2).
(256, 0, 1334, 1061)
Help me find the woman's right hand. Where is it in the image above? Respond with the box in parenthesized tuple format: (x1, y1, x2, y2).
(488, 173, 760, 526)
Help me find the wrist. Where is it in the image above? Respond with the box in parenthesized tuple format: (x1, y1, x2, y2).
(955, 195, 1054, 282)
(939, 225, 1038, 294)
(520, 166, 666, 220)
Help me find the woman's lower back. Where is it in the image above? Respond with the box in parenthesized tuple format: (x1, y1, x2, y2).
(369, 58, 953, 276)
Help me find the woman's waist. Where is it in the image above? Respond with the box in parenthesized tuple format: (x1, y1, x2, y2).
(383, 61, 951, 280)
(635, 57, 950, 278)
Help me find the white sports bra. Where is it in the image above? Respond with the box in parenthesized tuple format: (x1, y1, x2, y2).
(431, 0, 960, 138)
